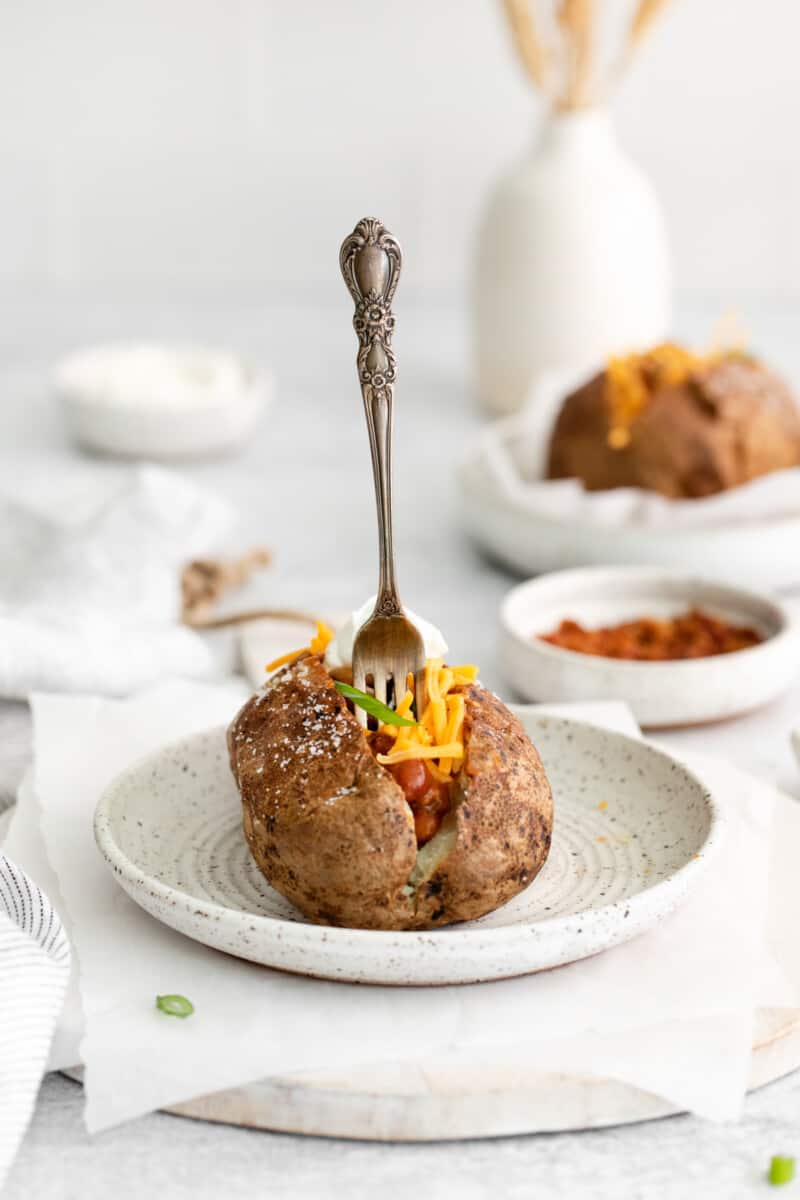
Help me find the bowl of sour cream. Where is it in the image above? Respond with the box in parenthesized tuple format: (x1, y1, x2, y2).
(55, 343, 270, 460)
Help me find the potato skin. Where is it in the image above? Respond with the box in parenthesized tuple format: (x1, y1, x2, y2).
(413, 685, 553, 926)
(228, 655, 417, 929)
(228, 658, 553, 930)
(547, 357, 800, 498)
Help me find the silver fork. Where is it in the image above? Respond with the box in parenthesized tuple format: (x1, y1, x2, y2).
(339, 217, 425, 723)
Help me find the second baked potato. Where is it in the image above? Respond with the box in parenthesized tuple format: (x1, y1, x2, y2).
(547, 349, 800, 498)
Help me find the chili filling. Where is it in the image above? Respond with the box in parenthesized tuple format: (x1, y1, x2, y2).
(539, 608, 762, 661)
(370, 732, 453, 845)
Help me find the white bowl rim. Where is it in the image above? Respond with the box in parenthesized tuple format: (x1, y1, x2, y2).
(53, 343, 270, 413)
(500, 566, 798, 672)
(460, 416, 800, 539)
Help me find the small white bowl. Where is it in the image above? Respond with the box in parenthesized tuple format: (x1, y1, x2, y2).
(499, 567, 800, 728)
(56, 343, 270, 460)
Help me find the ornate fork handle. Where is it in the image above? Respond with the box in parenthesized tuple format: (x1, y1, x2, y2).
(340, 218, 403, 618)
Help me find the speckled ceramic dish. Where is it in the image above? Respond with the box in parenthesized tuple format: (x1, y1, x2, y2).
(94, 712, 722, 986)
(500, 568, 800, 729)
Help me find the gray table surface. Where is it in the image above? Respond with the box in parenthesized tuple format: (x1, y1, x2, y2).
(3, 294, 800, 1199)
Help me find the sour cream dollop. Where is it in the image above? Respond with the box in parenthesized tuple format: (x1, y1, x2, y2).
(324, 597, 448, 671)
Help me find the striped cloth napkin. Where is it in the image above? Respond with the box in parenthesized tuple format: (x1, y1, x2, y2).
(0, 852, 70, 1189)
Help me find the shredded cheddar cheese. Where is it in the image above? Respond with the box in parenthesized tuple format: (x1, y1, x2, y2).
(605, 343, 721, 449)
(265, 621, 334, 672)
(374, 659, 479, 781)
(264, 622, 479, 783)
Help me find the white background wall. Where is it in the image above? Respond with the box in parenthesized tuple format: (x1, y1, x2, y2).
(1, 0, 798, 301)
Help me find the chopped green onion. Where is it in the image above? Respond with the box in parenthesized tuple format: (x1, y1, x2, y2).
(334, 681, 416, 727)
(769, 1156, 795, 1186)
(156, 994, 194, 1018)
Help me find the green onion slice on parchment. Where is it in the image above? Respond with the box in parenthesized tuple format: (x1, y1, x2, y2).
(768, 1156, 796, 1187)
(156, 994, 194, 1018)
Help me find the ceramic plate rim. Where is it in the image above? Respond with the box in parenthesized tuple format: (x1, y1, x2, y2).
(94, 712, 724, 949)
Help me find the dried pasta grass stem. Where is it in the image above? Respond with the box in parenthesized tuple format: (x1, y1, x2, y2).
(558, 0, 593, 109)
(499, 0, 674, 109)
(605, 0, 674, 94)
(501, 0, 550, 93)
(629, 0, 673, 49)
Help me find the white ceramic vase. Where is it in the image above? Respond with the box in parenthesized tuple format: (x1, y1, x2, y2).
(473, 108, 672, 416)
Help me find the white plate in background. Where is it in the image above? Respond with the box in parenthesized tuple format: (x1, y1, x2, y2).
(457, 398, 800, 590)
(94, 713, 722, 986)
(499, 567, 800, 728)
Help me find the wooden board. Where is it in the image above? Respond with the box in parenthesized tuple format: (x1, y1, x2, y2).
(68, 1007, 795, 1142)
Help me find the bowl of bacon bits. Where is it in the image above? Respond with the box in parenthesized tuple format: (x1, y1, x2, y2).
(499, 567, 800, 728)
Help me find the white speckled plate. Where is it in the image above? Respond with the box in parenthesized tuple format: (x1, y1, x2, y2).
(94, 712, 723, 986)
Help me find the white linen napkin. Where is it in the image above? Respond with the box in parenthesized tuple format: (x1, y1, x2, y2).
(5, 682, 797, 1134)
(0, 464, 233, 699)
(0, 852, 70, 1190)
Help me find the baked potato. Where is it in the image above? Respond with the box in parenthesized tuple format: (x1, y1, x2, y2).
(547, 349, 800, 498)
(227, 653, 553, 930)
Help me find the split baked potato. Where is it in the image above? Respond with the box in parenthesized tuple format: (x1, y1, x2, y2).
(227, 654, 553, 930)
